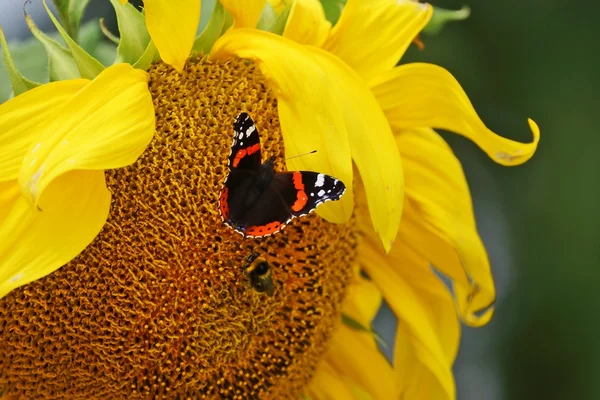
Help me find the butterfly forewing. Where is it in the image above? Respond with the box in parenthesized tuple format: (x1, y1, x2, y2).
(228, 112, 262, 171)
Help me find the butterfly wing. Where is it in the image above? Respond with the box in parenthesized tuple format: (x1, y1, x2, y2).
(227, 112, 262, 171)
(235, 171, 346, 237)
(272, 171, 346, 216)
(220, 112, 263, 224)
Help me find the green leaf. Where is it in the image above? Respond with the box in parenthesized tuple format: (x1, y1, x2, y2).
(25, 12, 80, 81)
(52, 0, 92, 39)
(221, 8, 234, 35)
(422, 5, 471, 36)
(99, 18, 120, 45)
(133, 40, 158, 70)
(0, 27, 41, 98)
(257, 3, 277, 30)
(43, 0, 105, 79)
(341, 313, 388, 349)
(320, 0, 346, 25)
(198, 0, 216, 34)
(193, 0, 226, 54)
(257, 2, 291, 35)
(109, 0, 151, 64)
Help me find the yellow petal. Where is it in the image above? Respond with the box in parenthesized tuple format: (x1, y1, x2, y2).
(308, 361, 362, 400)
(18, 64, 155, 208)
(143, 0, 200, 72)
(314, 277, 396, 399)
(221, 0, 266, 28)
(309, 277, 382, 399)
(267, 0, 286, 14)
(397, 127, 495, 326)
(211, 30, 403, 251)
(358, 239, 456, 400)
(0, 170, 110, 299)
(0, 79, 88, 182)
(282, 0, 331, 47)
(323, 0, 432, 81)
(326, 325, 396, 399)
(394, 332, 452, 399)
(343, 275, 382, 328)
(371, 63, 540, 166)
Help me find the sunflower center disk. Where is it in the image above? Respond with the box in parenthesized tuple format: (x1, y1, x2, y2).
(0, 57, 358, 399)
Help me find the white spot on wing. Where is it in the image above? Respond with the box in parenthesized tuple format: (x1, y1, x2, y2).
(317, 189, 325, 197)
(246, 124, 256, 138)
(315, 173, 325, 187)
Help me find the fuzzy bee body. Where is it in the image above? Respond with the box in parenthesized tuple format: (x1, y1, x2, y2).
(243, 252, 275, 297)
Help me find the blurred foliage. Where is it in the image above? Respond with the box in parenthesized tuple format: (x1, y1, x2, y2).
(0, 19, 116, 101)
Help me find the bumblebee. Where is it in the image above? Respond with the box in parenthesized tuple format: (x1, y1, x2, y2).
(243, 252, 275, 297)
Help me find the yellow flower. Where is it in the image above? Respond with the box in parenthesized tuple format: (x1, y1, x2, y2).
(0, 0, 539, 399)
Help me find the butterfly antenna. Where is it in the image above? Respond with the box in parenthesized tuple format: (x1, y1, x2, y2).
(285, 150, 317, 161)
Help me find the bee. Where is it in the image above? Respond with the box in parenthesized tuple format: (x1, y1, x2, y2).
(243, 252, 275, 297)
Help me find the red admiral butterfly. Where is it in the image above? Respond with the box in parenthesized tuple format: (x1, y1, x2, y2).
(219, 112, 346, 238)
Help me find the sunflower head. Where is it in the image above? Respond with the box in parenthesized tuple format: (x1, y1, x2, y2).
(0, 0, 540, 399)
(0, 56, 359, 398)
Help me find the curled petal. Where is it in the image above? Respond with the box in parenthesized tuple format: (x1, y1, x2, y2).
(221, 0, 266, 28)
(143, 0, 200, 72)
(211, 30, 403, 250)
(324, 0, 432, 81)
(397, 127, 495, 326)
(18, 64, 155, 208)
(0, 170, 110, 299)
(0, 79, 88, 182)
(371, 63, 540, 166)
(282, 0, 331, 47)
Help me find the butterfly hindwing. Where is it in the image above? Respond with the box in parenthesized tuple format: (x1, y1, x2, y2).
(271, 171, 346, 217)
(228, 112, 262, 171)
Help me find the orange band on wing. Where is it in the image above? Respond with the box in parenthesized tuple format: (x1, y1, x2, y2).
(291, 191, 308, 212)
(219, 187, 229, 219)
(246, 221, 283, 236)
(291, 172, 307, 212)
(232, 143, 261, 167)
(292, 172, 304, 190)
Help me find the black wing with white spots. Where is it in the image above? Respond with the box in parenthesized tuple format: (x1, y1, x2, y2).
(227, 112, 262, 171)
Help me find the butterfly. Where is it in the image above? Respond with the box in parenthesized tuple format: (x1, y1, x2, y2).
(219, 112, 346, 238)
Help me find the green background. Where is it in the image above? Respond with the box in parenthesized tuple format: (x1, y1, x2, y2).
(1, 1, 597, 398)
(411, 1, 599, 399)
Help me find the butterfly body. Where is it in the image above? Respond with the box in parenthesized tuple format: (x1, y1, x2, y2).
(219, 112, 346, 238)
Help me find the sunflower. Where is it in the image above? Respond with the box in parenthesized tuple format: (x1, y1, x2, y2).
(0, 0, 539, 399)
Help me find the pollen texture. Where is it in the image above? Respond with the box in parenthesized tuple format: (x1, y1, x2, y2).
(0, 57, 358, 399)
